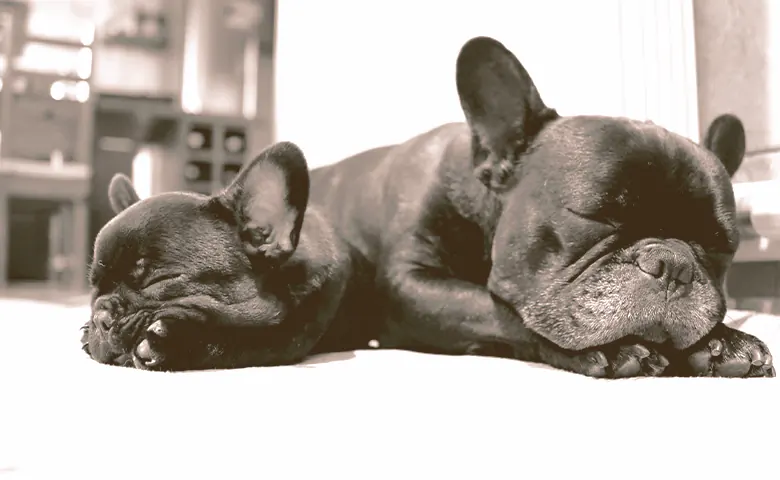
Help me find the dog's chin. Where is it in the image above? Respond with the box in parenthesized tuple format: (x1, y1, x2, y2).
(494, 263, 725, 351)
(81, 322, 134, 367)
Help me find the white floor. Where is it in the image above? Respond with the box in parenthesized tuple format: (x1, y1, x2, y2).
(1, 297, 779, 479)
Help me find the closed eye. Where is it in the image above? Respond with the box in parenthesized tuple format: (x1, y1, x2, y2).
(564, 207, 619, 229)
(142, 273, 183, 289)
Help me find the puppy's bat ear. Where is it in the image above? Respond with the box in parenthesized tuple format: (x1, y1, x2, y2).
(218, 141, 309, 266)
(702, 113, 746, 178)
(456, 36, 559, 192)
(108, 174, 141, 214)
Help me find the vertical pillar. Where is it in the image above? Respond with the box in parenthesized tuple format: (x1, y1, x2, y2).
(71, 200, 89, 292)
(48, 204, 65, 287)
(180, 0, 209, 114)
(0, 10, 12, 290)
(211, 123, 225, 194)
(0, 192, 7, 289)
(0, 9, 15, 159)
(181, 0, 256, 117)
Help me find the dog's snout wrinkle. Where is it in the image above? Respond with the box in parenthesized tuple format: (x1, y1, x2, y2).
(92, 294, 128, 332)
(637, 246, 694, 287)
(93, 309, 112, 332)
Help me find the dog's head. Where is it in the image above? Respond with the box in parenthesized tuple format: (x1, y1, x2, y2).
(81, 141, 313, 367)
(456, 36, 746, 351)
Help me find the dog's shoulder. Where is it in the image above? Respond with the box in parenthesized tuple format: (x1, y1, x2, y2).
(298, 207, 347, 266)
(376, 123, 499, 274)
(378, 122, 471, 216)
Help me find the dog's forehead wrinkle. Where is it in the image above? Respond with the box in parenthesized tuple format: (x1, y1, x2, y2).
(95, 193, 245, 282)
(526, 118, 734, 237)
(538, 115, 696, 176)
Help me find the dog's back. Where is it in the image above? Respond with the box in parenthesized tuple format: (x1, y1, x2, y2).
(309, 123, 468, 263)
(302, 35, 775, 380)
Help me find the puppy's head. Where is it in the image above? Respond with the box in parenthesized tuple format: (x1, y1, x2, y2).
(81, 141, 311, 367)
(456, 36, 745, 351)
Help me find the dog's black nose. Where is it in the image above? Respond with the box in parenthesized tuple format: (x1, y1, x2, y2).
(637, 247, 694, 285)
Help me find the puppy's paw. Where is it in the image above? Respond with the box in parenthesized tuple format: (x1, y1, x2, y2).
(684, 326, 774, 378)
(132, 319, 174, 371)
(570, 343, 670, 379)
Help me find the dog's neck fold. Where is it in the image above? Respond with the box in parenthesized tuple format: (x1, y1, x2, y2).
(440, 131, 505, 246)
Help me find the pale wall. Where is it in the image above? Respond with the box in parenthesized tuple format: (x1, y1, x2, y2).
(694, 0, 780, 151)
(275, 0, 699, 169)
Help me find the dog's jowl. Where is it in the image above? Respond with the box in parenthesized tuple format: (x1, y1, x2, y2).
(81, 141, 379, 371)
(309, 36, 773, 378)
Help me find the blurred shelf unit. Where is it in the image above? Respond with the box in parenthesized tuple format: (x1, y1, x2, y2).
(0, 0, 272, 292)
(96, 93, 251, 196)
(732, 146, 780, 263)
(88, 0, 268, 204)
(727, 146, 780, 313)
(0, 0, 94, 291)
(182, 118, 249, 194)
(101, 8, 170, 51)
(727, 261, 780, 315)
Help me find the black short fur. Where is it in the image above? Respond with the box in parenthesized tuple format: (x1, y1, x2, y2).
(81, 142, 381, 371)
(307, 36, 774, 378)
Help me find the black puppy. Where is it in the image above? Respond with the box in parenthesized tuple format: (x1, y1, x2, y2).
(309, 36, 774, 378)
(81, 141, 378, 370)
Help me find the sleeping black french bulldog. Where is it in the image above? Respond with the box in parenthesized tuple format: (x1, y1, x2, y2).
(309, 35, 775, 378)
(81, 141, 379, 371)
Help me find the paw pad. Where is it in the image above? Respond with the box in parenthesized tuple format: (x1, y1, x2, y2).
(132, 320, 169, 369)
(578, 343, 669, 379)
(687, 329, 775, 378)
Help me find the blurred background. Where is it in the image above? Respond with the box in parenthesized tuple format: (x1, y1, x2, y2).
(0, 0, 778, 312)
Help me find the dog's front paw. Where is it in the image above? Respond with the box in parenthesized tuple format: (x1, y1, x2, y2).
(132, 319, 190, 371)
(133, 319, 169, 370)
(569, 342, 670, 379)
(684, 325, 774, 378)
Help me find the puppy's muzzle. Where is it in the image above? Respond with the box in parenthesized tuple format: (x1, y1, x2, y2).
(636, 243, 696, 299)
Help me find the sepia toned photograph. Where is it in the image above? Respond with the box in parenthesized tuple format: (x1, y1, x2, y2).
(1, 1, 779, 478)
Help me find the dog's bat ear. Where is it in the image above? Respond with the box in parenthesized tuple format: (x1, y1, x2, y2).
(108, 174, 141, 214)
(456, 36, 559, 192)
(702, 114, 746, 178)
(218, 141, 310, 266)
